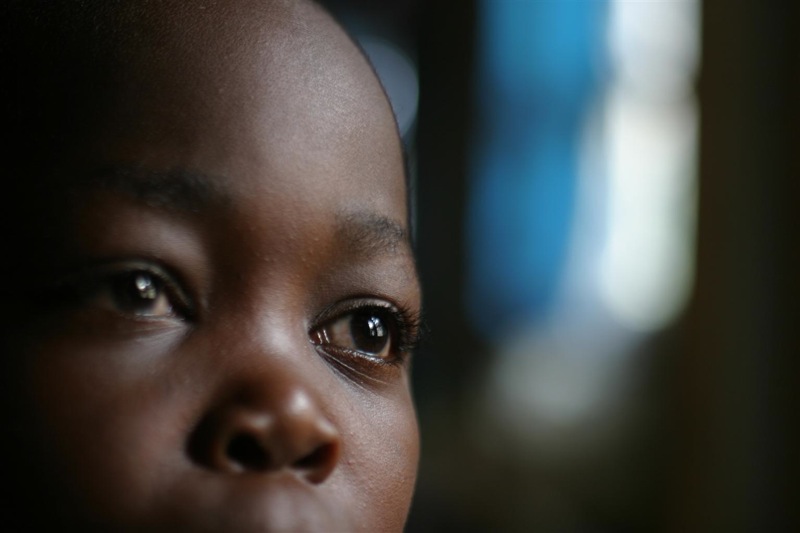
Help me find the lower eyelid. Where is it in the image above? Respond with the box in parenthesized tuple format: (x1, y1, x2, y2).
(314, 343, 407, 390)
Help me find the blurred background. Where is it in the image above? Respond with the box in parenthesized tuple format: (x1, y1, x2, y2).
(323, 1, 799, 530)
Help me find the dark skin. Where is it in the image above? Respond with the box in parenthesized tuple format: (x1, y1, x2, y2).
(0, 1, 420, 531)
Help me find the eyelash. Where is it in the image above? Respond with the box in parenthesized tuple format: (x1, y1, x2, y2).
(310, 299, 423, 367)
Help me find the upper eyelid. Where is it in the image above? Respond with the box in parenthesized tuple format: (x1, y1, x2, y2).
(55, 261, 165, 290)
(311, 297, 403, 330)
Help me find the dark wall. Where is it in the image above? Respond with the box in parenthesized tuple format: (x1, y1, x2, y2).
(672, 3, 800, 531)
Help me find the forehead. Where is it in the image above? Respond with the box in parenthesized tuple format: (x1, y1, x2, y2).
(52, 0, 406, 220)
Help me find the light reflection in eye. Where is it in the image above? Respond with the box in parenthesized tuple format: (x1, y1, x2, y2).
(134, 273, 158, 300)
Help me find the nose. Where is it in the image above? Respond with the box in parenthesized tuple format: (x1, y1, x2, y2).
(188, 377, 341, 485)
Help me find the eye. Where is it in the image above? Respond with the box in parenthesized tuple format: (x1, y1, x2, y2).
(311, 307, 397, 362)
(102, 270, 175, 318)
(49, 262, 194, 321)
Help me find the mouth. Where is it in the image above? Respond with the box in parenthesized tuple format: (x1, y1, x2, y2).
(155, 471, 358, 533)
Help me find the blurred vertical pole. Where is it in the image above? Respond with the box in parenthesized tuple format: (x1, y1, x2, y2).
(408, 1, 481, 530)
(673, 3, 799, 531)
(414, 1, 478, 390)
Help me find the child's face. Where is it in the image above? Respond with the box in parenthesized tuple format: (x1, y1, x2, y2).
(2, 2, 419, 530)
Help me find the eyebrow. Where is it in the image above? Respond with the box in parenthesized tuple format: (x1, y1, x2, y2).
(77, 165, 413, 258)
(335, 211, 412, 258)
(79, 165, 228, 212)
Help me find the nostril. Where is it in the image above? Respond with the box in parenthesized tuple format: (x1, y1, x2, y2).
(226, 433, 269, 471)
(293, 442, 338, 484)
(293, 443, 332, 469)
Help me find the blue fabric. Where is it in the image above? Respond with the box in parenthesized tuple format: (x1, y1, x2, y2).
(467, 0, 607, 340)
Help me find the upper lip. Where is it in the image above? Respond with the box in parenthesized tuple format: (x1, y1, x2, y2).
(154, 470, 356, 532)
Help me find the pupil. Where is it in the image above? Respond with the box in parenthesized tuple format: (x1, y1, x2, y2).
(133, 274, 157, 300)
(351, 312, 388, 354)
(112, 272, 160, 313)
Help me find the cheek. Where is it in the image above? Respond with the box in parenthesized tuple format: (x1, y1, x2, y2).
(5, 334, 191, 522)
(335, 386, 419, 528)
